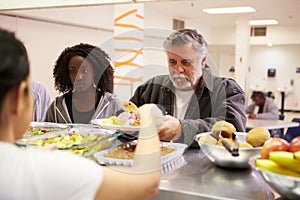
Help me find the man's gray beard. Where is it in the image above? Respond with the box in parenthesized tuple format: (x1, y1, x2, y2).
(170, 77, 193, 91)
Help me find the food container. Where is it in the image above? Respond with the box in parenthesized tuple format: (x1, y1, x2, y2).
(195, 132, 261, 168)
(16, 124, 117, 158)
(24, 122, 69, 138)
(249, 155, 300, 200)
(94, 141, 188, 167)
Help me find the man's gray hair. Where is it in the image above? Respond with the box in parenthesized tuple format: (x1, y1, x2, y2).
(163, 29, 208, 59)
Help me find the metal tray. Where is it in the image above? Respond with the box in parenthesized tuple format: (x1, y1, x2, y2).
(94, 142, 188, 167)
(17, 125, 118, 157)
(24, 122, 69, 138)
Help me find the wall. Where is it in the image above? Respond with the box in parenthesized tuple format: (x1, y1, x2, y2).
(249, 45, 300, 110)
(207, 44, 300, 110)
(1, 7, 300, 111)
(211, 25, 300, 45)
(0, 14, 113, 100)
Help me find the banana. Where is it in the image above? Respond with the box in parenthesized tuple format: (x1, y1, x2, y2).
(268, 151, 300, 173)
(294, 151, 300, 160)
(256, 158, 300, 177)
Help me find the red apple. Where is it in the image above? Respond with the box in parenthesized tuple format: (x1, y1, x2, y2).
(288, 136, 300, 152)
(260, 138, 289, 159)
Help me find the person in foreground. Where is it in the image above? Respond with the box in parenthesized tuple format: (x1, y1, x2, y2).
(31, 80, 51, 122)
(45, 43, 121, 124)
(130, 29, 246, 147)
(0, 28, 162, 200)
(246, 91, 279, 120)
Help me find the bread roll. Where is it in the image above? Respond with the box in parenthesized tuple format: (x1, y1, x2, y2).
(212, 121, 236, 139)
(217, 138, 235, 146)
(239, 142, 253, 148)
(246, 127, 270, 147)
(199, 134, 217, 145)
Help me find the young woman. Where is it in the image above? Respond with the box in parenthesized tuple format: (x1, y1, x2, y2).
(45, 43, 121, 123)
(0, 28, 162, 200)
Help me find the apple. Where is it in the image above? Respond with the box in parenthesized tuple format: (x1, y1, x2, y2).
(260, 138, 289, 159)
(288, 136, 300, 152)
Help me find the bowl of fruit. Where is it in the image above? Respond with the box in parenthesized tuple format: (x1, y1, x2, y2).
(250, 136, 300, 199)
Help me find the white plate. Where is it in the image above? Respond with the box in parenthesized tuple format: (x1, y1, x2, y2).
(91, 118, 142, 132)
(94, 142, 188, 167)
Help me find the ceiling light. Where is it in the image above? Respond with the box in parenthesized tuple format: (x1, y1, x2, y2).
(249, 20, 278, 26)
(0, 0, 134, 10)
(202, 6, 256, 14)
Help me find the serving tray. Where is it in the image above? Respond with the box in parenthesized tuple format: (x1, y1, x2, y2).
(94, 142, 188, 167)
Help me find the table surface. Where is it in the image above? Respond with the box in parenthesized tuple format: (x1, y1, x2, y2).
(246, 119, 299, 130)
(154, 149, 276, 200)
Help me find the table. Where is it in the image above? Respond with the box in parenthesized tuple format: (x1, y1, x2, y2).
(154, 149, 276, 200)
(246, 119, 299, 130)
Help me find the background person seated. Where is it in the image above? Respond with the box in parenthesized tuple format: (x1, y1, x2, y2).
(31, 80, 51, 122)
(246, 91, 279, 120)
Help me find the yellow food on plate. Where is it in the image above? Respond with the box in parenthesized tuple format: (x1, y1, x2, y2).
(102, 101, 141, 126)
(26, 132, 112, 156)
(246, 127, 270, 147)
(102, 116, 126, 125)
(211, 120, 236, 139)
(130, 119, 141, 126)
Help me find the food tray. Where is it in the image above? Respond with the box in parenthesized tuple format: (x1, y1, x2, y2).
(94, 142, 188, 167)
(16, 125, 118, 157)
(24, 122, 69, 138)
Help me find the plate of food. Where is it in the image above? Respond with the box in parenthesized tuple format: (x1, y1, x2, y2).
(93, 141, 188, 166)
(91, 118, 142, 132)
(91, 101, 143, 132)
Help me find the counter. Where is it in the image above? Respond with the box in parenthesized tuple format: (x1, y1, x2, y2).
(154, 149, 276, 200)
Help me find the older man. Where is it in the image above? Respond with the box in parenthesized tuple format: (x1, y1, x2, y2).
(130, 29, 246, 147)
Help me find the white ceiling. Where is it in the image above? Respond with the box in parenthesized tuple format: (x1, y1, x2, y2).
(1, 0, 300, 28)
(146, 0, 300, 26)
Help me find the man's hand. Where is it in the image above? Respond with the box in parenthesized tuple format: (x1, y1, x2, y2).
(158, 115, 181, 141)
(248, 114, 257, 119)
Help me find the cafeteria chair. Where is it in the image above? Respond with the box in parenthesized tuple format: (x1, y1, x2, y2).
(278, 114, 285, 120)
(276, 114, 285, 138)
(270, 114, 285, 138)
(283, 118, 300, 142)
